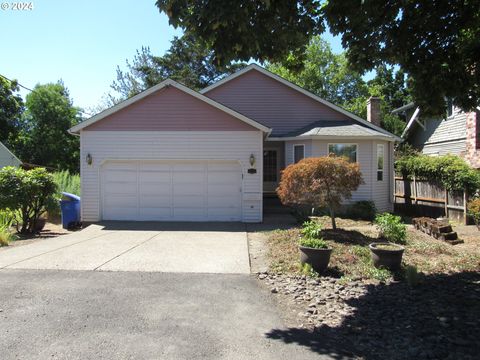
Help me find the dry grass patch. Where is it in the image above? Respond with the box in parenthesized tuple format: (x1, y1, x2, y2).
(265, 216, 480, 281)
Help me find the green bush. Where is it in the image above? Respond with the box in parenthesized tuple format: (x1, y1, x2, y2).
(467, 198, 480, 227)
(345, 201, 377, 221)
(299, 237, 329, 249)
(395, 154, 480, 194)
(301, 220, 323, 239)
(405, 265, 421, 287)
(374, 213, 407, 244)
(0, 167, 57, 233)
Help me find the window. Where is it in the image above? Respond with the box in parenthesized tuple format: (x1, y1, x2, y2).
(446, 98, 454, 117)
(293, 145, 305, 163)
(377, 144, 384, 181)
(328, 143, 357, 163)
(263, 150, 277, 182)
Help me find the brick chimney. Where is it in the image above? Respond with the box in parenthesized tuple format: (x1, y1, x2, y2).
(465, 111, 480, 169)
(367, 97, 381, 127)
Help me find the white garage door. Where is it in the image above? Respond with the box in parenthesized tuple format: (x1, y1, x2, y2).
(101, 161, 242, 221)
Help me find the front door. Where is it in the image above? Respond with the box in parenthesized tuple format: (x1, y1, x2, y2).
(263, 149, 278, 193)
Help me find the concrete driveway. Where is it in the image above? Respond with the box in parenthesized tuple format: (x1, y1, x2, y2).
(0, 222, 250, 273)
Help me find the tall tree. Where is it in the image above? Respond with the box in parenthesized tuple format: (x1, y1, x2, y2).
(268, 37, 368, 107)
(157, 0, 480, 115)
(0, 76, 24, 146)
(17, 82, 80, 172)
(111, 34, 246, 102)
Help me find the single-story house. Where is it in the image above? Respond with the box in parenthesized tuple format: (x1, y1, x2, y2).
(69, 64, 400, 223)
(0, 141, 22, 168)
(393, 102, 480, 168)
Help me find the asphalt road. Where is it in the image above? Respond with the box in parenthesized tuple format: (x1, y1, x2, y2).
(0, 270, 331, 360)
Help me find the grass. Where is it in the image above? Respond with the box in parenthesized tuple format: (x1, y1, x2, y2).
(47, 171, 81, 219)
(0, 210, 17, 246)
(265, 216, 480, 282)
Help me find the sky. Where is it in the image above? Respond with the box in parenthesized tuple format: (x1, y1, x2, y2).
(0, 0, 345, 111)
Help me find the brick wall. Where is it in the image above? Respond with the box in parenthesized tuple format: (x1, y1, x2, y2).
(465, 110, 480, 168)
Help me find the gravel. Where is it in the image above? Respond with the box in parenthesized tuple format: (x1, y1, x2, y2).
(258, 271, 480, 359)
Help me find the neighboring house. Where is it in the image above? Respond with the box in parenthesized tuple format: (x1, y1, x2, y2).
(0, 141, 22, 168)
(393, 102, 480, 168)
(69, 64, 399, 223)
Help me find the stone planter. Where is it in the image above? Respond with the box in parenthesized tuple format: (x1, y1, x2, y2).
(299, 246, 332, 273)
(369, 242, 404, 271)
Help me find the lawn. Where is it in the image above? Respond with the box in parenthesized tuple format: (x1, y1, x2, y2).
(266, 216, 480, 282)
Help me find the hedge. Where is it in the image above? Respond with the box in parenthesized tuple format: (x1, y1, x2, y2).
(395, 154, 480, 194)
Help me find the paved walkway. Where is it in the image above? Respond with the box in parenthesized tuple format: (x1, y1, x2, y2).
(0, 222, 250, 273)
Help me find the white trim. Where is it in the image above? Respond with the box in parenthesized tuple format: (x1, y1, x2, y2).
(327, 143, 358, 163)
(201, 64, 401, 141)
(0, 141, 22, 165)
(401, 107, 421, 138)
(69, 79, 271, 134)
(293, 144, 305, 164)
(267, 135, 395, 142)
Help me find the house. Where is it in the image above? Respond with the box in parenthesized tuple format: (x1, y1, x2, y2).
(0, 141, 22, 168)
(69, 64, 400, 223)
(393, 102, 480, 168)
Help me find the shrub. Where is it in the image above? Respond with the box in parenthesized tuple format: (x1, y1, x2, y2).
(375, 213, 407, 244)
(405, 265, 421, 287)
(395, 154, 480, 194)
(0, 167, 57, 233)
(467, 198, 480, 228)
(299, 237, 329, 249)
(277, 156, 364, 229)
(301, 220, 323, 239)
(345, 201, 377, 221)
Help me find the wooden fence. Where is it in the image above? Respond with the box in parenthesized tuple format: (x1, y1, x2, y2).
(394, 175, 469, 224)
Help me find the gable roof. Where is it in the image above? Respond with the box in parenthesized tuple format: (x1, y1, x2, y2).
(201, 64, 401, 142)
(0, 141, 22, 166)
(69, 79, 271, 134)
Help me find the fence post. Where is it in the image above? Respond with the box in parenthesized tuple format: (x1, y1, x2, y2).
(444, 188, 449, 218)
(413, 175, 418, 205)
(464, 190, 468, 225)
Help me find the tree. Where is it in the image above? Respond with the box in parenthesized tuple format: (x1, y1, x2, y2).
(111, 34, 246, 102)
(0, 76, 24, 146)
(17, 82, 80, 172)
(277, 156, 364, 230)
(157, 0, 480, 115)
(0, 167, 57, 233)
(267, 36, 368, 108)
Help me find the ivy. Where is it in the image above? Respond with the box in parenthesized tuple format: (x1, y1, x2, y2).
(395, 154, 480, 194)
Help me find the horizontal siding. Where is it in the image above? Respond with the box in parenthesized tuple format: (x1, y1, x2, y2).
(206, 70, 351, 136)
(0, 144, 21, 168)
(80, 131, 263, 223)
(283, 139, 392, 212)
(410, 112, 467, 156)
(85, 87, 256, 132)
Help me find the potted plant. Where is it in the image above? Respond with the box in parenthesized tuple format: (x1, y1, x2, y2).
(299, 220, 332, 273)
(370, 213, 407, 271)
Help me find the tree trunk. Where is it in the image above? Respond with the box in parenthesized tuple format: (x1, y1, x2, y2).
(329, 207, 337, 230)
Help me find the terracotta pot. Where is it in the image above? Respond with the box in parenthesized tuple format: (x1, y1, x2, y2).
(369, 242, 404, 271)
(299, 246, 332, 273)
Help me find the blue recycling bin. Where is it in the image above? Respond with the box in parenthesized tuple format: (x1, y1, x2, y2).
(59, 192, 81, 229)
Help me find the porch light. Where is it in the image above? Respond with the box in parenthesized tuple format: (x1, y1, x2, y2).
(249, 154, 256, 167)
(86, 153, 93, 165)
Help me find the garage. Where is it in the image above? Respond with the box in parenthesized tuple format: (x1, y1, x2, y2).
(101, 160, 242, 221)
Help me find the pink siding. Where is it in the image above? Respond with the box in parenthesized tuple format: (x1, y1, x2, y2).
(84, 87, 257, 131)
(205, 70, 351, 136)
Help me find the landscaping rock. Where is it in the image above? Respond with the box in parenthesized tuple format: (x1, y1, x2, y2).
(258, 271, 480, 360)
